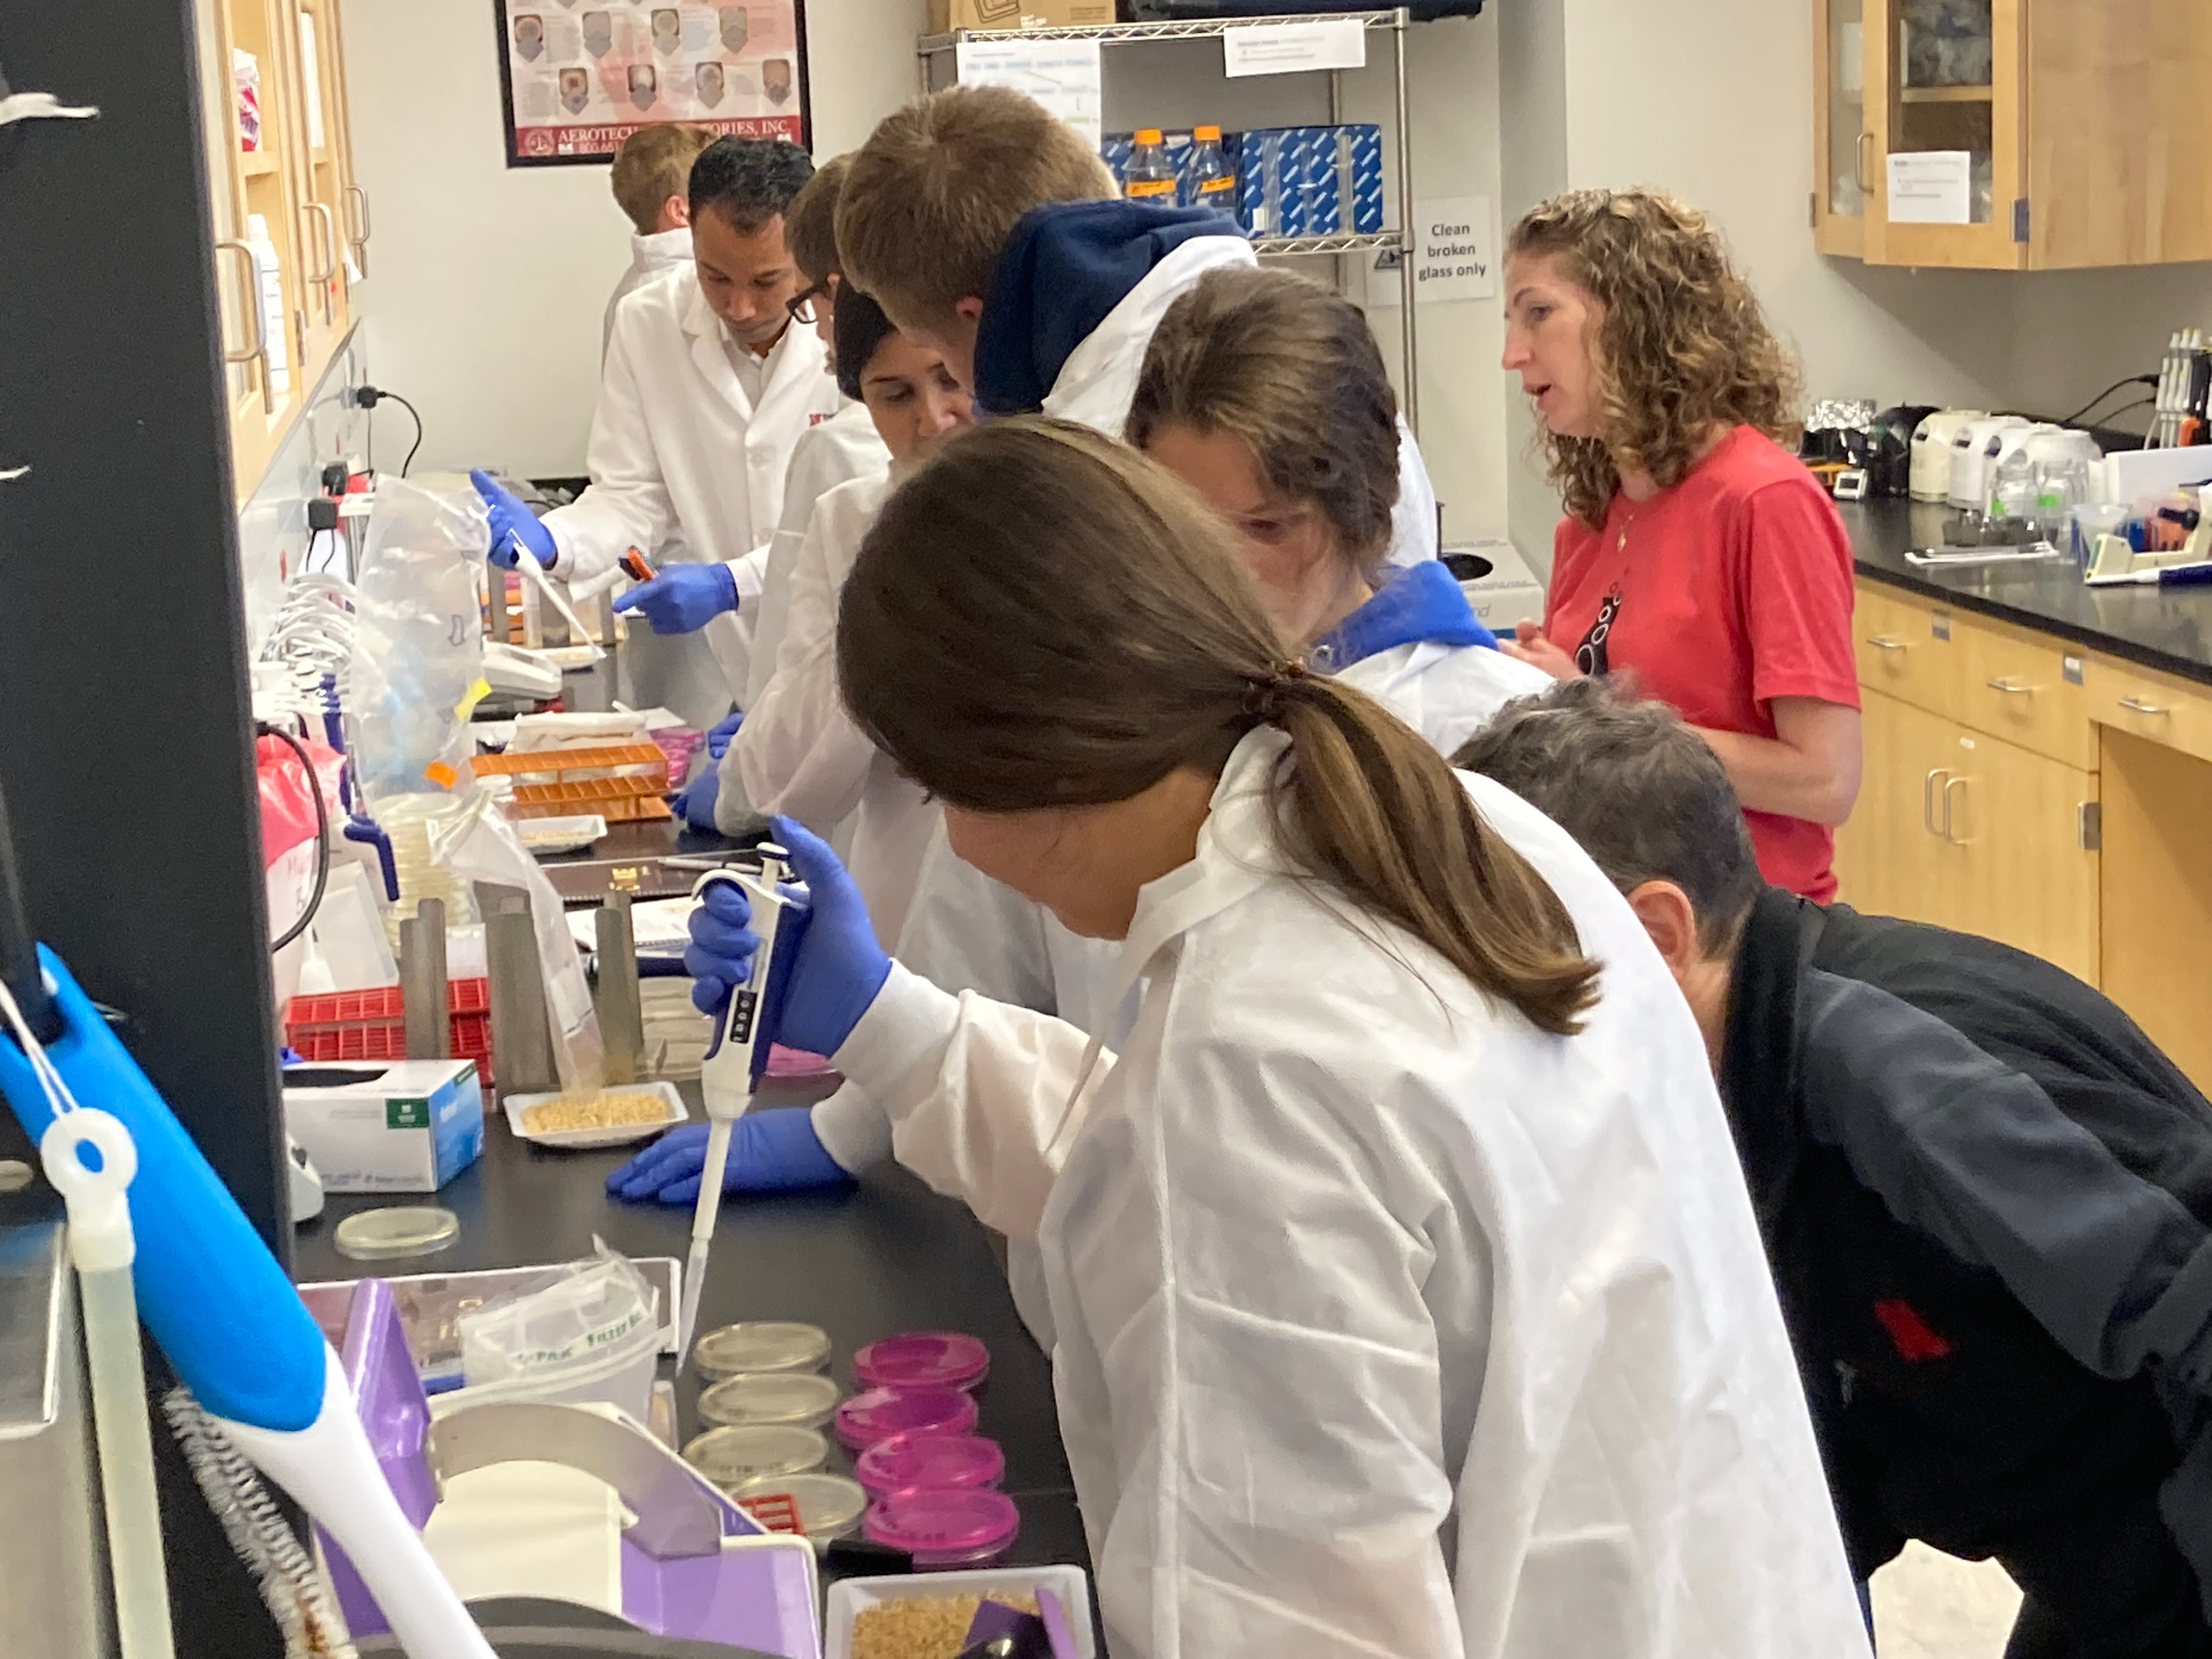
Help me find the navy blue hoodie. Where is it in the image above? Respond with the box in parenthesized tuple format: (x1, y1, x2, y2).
(972, 199, 1242, 418)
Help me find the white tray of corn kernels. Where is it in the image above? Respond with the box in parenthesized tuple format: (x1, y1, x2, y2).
(503, 1081, 688, 1149)
(826, 1566, 1095, 1659)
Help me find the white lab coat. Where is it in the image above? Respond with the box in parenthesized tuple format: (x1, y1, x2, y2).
(548, 265, 843, 705)
(830, 727, 1869, 1658)
(602, 227, 691, 359)
(726, 473, 935, 947)
(1038, 232, 1437, 569)
(814, 637, 1555, 1172)
(745, 400, 889, 710)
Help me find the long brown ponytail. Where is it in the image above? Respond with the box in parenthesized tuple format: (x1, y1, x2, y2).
(837, 420, 1599, 1036)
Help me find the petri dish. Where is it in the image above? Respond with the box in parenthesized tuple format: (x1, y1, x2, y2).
(853, 1331, 991, 1393)
(833, 1385, 979, 1452)
(731, 1470, 868, 1547)
(854, 1432, 1006, 1499)
(682, 1424, 828, 1489)
(863, 1486, 1021, 1570)
(697, 1371, 842, 1430)
(333, 1206, 460, 1261)
(693, 1320, 832, 1380)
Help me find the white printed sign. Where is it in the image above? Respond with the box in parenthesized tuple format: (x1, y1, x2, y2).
(1886, 150, 1971, 224)
(955, 38, 1103, 151)
(1222, 18, 1367, 77)
(1367, 195, 1496, 308)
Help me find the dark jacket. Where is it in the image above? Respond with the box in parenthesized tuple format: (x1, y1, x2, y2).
(1724, 887, 2212, 1653)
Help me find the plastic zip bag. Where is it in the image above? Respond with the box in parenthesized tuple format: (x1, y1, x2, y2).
(349, 478, 490, 805)
(455, 1242, 659, 1420)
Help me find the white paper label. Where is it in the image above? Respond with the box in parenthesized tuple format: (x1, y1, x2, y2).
(955, 38, 1104, 151)
(1886, 149, 1972, 224)
(1222, 19, 1367, 78)
(1367, 195, 1496, 308)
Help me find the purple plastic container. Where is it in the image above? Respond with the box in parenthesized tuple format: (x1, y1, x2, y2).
(853, 1432, 1006, 1499)
(853, 1331, 991, 1393)
(832, 1385, 979, 1451)
(864, 1487, 1022, 1570)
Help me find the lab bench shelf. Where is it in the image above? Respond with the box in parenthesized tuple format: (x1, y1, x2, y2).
(919, 5, 1423, 431)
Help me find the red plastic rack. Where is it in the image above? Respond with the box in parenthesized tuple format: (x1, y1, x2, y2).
(285, 978, 493, 1080)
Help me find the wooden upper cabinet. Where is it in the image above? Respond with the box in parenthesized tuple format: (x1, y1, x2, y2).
(1815, 0, 2212, 270)
(193, 0, 360, 501)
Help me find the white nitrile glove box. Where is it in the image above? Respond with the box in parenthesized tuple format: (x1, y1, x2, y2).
(284, 1059, 485, 1193)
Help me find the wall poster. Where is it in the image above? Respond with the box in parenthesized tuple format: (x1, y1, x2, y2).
(495, 0, 809, 167)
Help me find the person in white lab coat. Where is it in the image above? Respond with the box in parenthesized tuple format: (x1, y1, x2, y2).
(601, 123, 714, 358)
(611, 267, 1542, 1205)
(740, 153, 888, 712)
(714, 291, 970, 904)
(664, 420, 1872, 1658)
(838, 84, 1438, 568)
(469, 137, 841, 725)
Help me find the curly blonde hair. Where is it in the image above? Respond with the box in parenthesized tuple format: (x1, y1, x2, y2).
(1506, 190, 1802, 527)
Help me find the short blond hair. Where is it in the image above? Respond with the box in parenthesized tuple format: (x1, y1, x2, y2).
(610, 124, 715, 235)
(783, 153, 852, 285)
(838, 86, 1115, 333)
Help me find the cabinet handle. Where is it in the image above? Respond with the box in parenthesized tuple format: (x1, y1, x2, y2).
(1866, 635, 1910, 652)
(1922, 768, 1953, 837)
(301, 201, 339, 323)
(1854, 131, 1873, 193)
(1942, 776, 1971, 845)
(2118, 695, 2170, 716)
(345, 182, 371, 277)
(212, 239, 274, 414)
(1985, 676, 2039, 696)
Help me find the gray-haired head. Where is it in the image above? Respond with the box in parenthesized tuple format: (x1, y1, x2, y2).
(1453, 675, 1762, 953)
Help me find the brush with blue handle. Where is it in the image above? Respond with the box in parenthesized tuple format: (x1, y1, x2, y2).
(0, 947, 494, 1659)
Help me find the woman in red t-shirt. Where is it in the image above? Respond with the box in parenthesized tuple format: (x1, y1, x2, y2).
(1497, 189, 1861, 901)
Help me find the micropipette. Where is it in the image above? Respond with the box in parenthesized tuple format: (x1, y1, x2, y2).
(507, 534, 607, 662)
(678, 848, 810, 1364)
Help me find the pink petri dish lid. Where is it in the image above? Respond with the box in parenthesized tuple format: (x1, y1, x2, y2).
(832, 1385, 979, 1451)
(862, 1486, 1021, 1569)
(853, 1432, 1006, 1499)
(852, 1330, 991, 1393)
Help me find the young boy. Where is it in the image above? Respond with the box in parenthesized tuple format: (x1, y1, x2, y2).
(1460, 676, 2212, 1659)
(837, 84, 1437, 567)
(603, 123, 715, 358)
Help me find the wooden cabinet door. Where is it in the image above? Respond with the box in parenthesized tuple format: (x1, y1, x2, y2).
(1940, 725, 2099, 984)
(1835, 688, 1967, 928)
(1862, 0, 2028, 269)
(1814, 0, 1870, 257)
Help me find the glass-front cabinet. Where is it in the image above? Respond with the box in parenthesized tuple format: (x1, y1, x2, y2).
(1813, 0, 2212, 271)
(191, 0, 365, 500)
(1812, 0, 1866, 258)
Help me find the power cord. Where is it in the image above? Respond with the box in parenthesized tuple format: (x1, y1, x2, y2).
(256, 722, 330, 954)
(350, 383, 424, 477)
(2055, 374, 2158, 428)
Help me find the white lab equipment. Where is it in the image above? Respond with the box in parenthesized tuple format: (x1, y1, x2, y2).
(244, 213, 290, 395)
(1910, 409, 1988, 501)
(679, 851, 807, 1362)
(830, 730, 1869, 1658)
(1949, 415, 2035, 515)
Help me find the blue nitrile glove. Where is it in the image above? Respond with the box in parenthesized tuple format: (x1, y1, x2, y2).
(613, 563, 739, 634)
(671, 761, 721, 831)
(605, 1108, 854, 1204)
(705, 710, 743, 760)
(684, 816, 890, 1057)
(470, 468, 557, 569)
